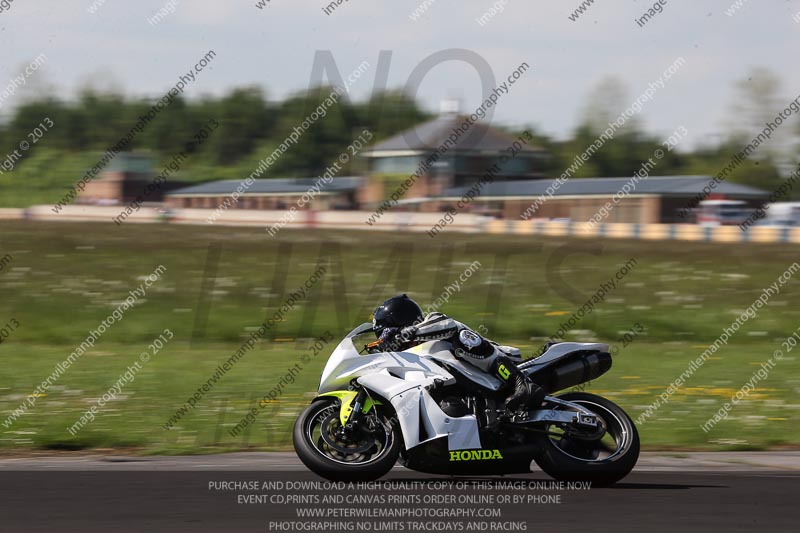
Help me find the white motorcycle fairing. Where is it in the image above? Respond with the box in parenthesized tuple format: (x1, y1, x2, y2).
(296, 323, 639, 483)
(318, 324, 488, 451)
(316, 324, 612, 458)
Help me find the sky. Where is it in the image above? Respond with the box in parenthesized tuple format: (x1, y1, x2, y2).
(2, 0, 799, 150)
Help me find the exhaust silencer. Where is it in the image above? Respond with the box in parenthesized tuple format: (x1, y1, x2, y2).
(541, 351, 612, 392)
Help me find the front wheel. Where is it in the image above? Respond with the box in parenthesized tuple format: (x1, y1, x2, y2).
(533, 392, 640, 486)
(292, 398, 401, 482)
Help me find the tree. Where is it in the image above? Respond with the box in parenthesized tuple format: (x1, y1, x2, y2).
(263, 87, 355, 177)
(203, 87, 274, 165)
(356, 89, 431, 142)
(578, 77, 642, 137)
(727, 67, 785, 160)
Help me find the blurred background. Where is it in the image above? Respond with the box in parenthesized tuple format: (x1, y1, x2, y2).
(1, 1, 799, 454)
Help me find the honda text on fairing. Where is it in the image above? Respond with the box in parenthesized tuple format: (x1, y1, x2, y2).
(293, 323, 639, 485)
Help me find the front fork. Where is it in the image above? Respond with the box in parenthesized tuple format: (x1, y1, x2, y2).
(345, 389, 368, 431)
(317, 386, 380, 432)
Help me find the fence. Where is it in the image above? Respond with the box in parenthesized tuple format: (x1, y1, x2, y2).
(12, 205, 800, 244)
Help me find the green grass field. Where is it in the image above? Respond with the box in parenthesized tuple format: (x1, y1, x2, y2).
(0, 220, 798, 453)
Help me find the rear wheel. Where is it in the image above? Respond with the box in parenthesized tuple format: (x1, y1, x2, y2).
(533, 392, 639, 486)
(292, 398, 401, 482)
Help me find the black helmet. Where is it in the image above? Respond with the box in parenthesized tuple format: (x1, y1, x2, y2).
(373, 294, 424, 337)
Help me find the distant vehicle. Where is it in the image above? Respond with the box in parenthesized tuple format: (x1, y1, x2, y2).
(156, 207, 175, 222)
(758, 202, 800, 227)
(754, 219, 799, 227)
(697, 199, 748, 226)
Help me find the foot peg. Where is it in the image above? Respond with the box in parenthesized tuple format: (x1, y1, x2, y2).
(575, 412, 600, 429)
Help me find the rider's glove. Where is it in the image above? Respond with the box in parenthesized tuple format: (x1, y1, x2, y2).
(378, 327, 400, 346)
(399, 325, 418, 341)
(370, 326, 418, 353)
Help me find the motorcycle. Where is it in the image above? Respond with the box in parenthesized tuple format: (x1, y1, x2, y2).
(293, 323, 639, 485)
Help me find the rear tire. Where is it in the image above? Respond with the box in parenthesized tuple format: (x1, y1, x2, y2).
(533, 392, 639, 486)
(293, 399, 401, 482)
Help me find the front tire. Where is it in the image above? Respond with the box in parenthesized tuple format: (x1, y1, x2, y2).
(292, 399, 401, 482)
(533, 392, 639, 486)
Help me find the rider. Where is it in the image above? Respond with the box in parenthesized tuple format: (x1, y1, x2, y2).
(370, 294, 545, 412)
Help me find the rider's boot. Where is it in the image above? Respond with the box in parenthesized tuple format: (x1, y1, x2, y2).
(491, 356, 546, 413)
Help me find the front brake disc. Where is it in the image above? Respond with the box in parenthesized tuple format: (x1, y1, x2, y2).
(319, 412, 375, 454)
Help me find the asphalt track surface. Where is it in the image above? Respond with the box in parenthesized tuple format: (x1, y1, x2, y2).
(0, 452, 798, 532)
